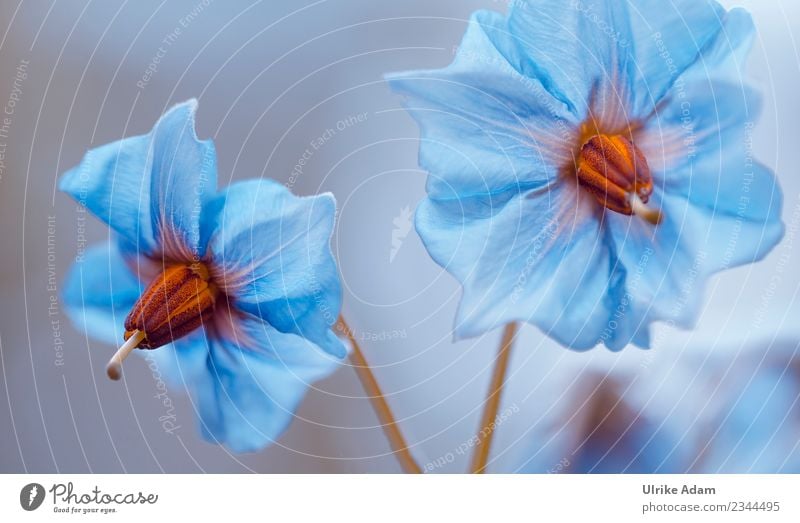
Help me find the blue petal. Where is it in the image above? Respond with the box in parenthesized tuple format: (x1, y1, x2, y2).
(416, 183, 627, 350)
(59, 100, 217, 260)
(678, 8, 757, 84)
(61, 242, 142, 345)
(639, 81, 775, 224)
(602, 189, 778, 342)
(603, 185, 782, 341)
(149, 100, 218, 260)
(386, 10, 577, 200)
(603, 80, 784, 336)
(205, 179, 345, 358)
(139, 330, 212, 390)
(192, 313, 341, 453)
(505, 1, 742, 121)
(626, 0, 728, 114)
(507, 0, 636, 121)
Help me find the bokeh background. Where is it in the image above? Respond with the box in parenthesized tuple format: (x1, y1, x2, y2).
(1, 0, 799, 473)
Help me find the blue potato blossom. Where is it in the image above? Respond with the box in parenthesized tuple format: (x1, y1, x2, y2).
(531, 376, 692, 473)
(518, 338, 800, 473)
(387, 1, 784, 349)
(694, 340, 800, 472)
(60, 100, 344, 452)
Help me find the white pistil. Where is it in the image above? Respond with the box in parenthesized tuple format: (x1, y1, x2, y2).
(630, 193, 662, 225)
(106, 330, 145, 381)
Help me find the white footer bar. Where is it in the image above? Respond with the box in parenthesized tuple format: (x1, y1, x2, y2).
(2, 474, 798, 521)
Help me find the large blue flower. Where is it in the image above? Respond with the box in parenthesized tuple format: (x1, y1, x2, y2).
(60, 100, 344, 452)
(387, 1, 784, 349)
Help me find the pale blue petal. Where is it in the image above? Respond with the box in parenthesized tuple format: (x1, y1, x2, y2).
(205, 179, 344, 358)
(507, 0, 636, 121)
(601, 80, 784, 336)
(140, 333, 211, 389)
(61, 242, 142, 345)
(59, 135, 156, 254)
(642, 80, 781, 230)
(603, 186, 782, 339)
(149, 100, 218, 260)
(386, 11, 577, 199)
(59, 100, 217, 260)
(417, 183, 627, 350)
(678, 8, 757, 84)
(505, 1, 740, 121)
(192, 313, 341, 453)
(626, 0, 727, 114)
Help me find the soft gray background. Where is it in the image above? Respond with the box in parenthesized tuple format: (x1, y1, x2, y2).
(0, 0, 798, 473)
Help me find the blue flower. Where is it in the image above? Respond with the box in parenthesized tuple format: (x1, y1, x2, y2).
(524, 376, 692, 473)
(387, 1, 784, 349)
(696, 339, 800, 472)
(60, 100, 344, 452)
(517, 338, 800, 473)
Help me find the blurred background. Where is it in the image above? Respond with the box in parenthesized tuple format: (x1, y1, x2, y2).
(0, 0, 798, 473)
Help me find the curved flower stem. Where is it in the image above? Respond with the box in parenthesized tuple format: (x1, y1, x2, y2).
(470, 322, 518, 474)
(336, 316, 422, 474)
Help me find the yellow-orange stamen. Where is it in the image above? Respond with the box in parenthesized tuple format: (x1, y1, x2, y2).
(124, 262, 218, 349)
(576, 133, 661, 224)
(107, 263, 218, 381)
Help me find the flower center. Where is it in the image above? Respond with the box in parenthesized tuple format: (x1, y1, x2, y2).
(576, 134, 661, 224)
(123, 262, 218, 350)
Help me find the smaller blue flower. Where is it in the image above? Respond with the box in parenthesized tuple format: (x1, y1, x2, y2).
(387, 1, 784, 350)
(60, 100, 345, 452)
(518, 375, 693, 473)
(696, 340, 800, 473)
(518, 339, 800, 473)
